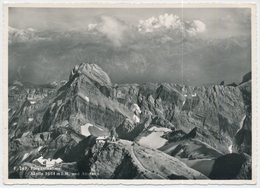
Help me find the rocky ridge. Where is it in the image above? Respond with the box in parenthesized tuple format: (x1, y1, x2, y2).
(8, 63, 252, 179)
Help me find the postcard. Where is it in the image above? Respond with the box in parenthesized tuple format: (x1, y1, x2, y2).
(3, 2, 257, 185)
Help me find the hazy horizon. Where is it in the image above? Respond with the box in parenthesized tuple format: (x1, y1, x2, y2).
(8, 7, 251, 86)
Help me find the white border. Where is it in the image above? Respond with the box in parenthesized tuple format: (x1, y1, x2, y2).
(1, 1, 258, 186)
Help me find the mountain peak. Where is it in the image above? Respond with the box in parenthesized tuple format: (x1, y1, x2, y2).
(70, 63, 112, 86)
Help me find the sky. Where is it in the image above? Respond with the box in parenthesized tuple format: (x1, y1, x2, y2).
(9, 8, 251, 39)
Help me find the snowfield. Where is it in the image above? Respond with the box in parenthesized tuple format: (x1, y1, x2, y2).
(138, 126, 171, 148)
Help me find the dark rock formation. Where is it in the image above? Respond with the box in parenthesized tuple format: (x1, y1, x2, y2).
(180, 127, 197, 140)
(116, 119, 141, 140)
(240, 72, 251, 85)
(209, 153, 251, 179)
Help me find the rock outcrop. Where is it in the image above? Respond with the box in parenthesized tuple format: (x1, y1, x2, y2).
(240, 72, 251, 85)
(10, 137, 208, 179)
(209, 153, 251, 179)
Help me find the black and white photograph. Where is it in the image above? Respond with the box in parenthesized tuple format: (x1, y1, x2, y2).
(4, 3, 256, 184)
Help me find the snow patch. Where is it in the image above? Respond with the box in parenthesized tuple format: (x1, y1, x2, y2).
(37, 146, 43, 152)
(21, 131, 30, 137)
(182, 100, 186, 106)
(228, 145, 233, 153)
(133, 114, 140, 124)
(139, 131, 168, 149)
(28, 118, 34, 122)
(85, 96, 90, 102)
(236, 115, 246, 135)
(130, 103, 141, 114)
(21, 153, 30, 161)
(192, 93, 197, 97)
(30, 101, 36, 105)
(81, 123, 93, 137)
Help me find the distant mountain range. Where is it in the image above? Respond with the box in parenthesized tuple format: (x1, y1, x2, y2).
(8, 28, 251, 86)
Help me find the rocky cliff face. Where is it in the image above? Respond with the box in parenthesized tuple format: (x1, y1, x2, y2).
(231, 80, 252, 155)
(8, 63, 252, 179)
(113, 81, 249, 155)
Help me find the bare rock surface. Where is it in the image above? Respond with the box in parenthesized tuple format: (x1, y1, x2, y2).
(8, 63, 252, 179)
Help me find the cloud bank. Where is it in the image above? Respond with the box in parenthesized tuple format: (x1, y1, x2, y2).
(88, 16, 128, 46)
(8, 26, 49, 44)
(138, 13, 206, 36)
(87, 14, 207, 46)
(185, 20, 206, 36)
